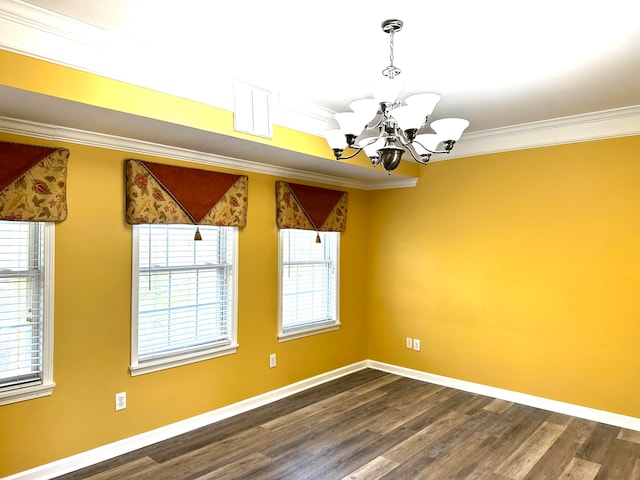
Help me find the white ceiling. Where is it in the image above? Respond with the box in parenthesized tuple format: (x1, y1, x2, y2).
(1, 0, 640, 185)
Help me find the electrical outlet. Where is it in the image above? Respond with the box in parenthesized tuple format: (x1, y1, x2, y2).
(115, 391, 126, 411)
(413, 339, 421, 351)
(406, 337, 413, 349)
(269, 353, 276, 368)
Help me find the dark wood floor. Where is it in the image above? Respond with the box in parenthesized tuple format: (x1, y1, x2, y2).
(55, 369, 640, 479)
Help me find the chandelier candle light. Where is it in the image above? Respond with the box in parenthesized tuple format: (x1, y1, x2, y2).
(322, 19, 469, 173)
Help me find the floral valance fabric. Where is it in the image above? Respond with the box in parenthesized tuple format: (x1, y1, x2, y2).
(275, 181, 348, 232)
(0, 141, 69, 222)
(125, 159, 248, 227)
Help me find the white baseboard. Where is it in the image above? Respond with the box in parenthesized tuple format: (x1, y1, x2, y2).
(367, 360, 640, 432)
(5, 361, 368, 480)
(7, 359, 640, 479)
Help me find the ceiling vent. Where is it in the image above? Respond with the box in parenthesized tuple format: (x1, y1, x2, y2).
(233, 80, 272, 139)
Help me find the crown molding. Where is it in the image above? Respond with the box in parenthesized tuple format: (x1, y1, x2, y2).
(0, 115, 417, 190)
(442, 105, 640, 161)
(0, 0, 105, 45)
(275, 92, 338, 135)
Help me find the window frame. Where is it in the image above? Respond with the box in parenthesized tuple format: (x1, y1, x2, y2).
(130, 224, 239, 376)
(0, 221, 55, 406)
(278, 229, 340, 341)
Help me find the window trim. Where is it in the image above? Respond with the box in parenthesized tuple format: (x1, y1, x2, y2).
(0, 222, 55, 406)
(277, 229, 340, 342)
(130, 225, 239, 376)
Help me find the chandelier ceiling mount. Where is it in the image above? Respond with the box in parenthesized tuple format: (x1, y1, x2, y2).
(380, 19, 402, 80)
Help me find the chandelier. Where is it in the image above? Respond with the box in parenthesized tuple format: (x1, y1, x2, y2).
(322, 19, 469, 173)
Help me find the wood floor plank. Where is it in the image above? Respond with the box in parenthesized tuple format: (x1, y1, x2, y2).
(314, 427, 414, 480)
(191, 452, 271, 480)
(494, 420, 566, 479)
(83, 457, 159, 480)
(575, 422, 620, 464)
(449, 433, 503, 480)
(546, 412, 574, 427)
(377, 453, 438, 480)
(618, 428, 640, 444)
(384, 381, 445, 410)
(347, 373, 400, 395)
(367, 405, 432, 435)
(406, 389, 481, 429)
(236, 451, 317, 480)
(341, 455, 399, 480)
(484, 398, 514, 414)
(290, 428, 384, 479)
(383, 409, 469, 463)
(455, 393, 495, 416)
(260, 378, 393, 448)
(594, 437, 640, 479)
(257, 390, 411, 460)
(558, 457, 601, 479)
(391, 388, 468, 432)
(143, 425, 273, 480)
(633, 458, 640, 478)
(523, 418, 596, 480)
(412, 431, 494, 479)
(298, 388, 389, 430)
(419, 410, 500, 461)
(462, 406, 553, 480)
(259, 390, 355, 431)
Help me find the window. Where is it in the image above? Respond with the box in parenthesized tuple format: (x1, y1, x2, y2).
(131, 224, 238, 375)
(0, 221, 54, 405)
(278, 229, 339, 340)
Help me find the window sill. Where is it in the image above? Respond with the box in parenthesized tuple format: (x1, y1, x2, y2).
(0, 381, 55, 406)
(278, 322, 340, 342)
(130, 344, 238, 376)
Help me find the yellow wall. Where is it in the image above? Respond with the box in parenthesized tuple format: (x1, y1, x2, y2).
(0, 132, 369, 476)
(367, 135, 640, 418)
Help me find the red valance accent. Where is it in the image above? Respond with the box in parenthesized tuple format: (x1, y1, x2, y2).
(0, 143, 58, 191)
(275, 181, 347, 232)
(0, 141, 69, 222)
(125, 160, 248, 227)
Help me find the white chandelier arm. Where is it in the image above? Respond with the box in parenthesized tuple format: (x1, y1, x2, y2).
(411, 138, 453, 156)
(334, 146, 366, 161)
(396, 131, 454, 164)
(396, 137, 431, 165)
(336, 135, 386, 160)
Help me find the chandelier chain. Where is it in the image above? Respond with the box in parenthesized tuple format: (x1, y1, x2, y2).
(382, 24, 401, 79)
(389, 30, 395, 69)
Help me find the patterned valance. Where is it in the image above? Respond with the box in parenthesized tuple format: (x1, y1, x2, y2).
(0, 141, 69, 222)
(125, 160, 248, 227)
(275, 181, 347, 232)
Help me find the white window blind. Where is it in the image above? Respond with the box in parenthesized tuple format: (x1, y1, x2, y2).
(0, 221, 54, 404)
(279, 229, 339, 339)
(131, 224, 238, 375)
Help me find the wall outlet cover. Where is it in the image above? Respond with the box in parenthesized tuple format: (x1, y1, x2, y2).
(115, 392, 126, 411)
